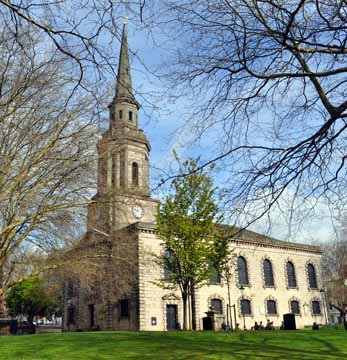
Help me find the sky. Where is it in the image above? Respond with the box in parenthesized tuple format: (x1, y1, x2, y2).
(104, 20, 339, 246)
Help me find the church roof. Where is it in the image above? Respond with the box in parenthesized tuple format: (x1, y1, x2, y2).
(218, 224, 321, 253)
(129, 221, 322, 254)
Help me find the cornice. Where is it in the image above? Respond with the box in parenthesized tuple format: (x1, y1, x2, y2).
(231, 238, 322, 254)
(128, 222, 322, 254)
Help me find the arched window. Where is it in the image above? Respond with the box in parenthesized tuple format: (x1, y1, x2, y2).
(164, 249, 175, 280)
(209, 266, 221, 284)
(211, 298, 223, 314)
(312, 300, 321, 315)
(287, 261, 297, 288)
(307, 263, 318, 289)
(120, 299, 129, 317)
(237, 256, 249, 285)
(263, 259, 274, 287)
(266, 300, 277, 315)
(67, 279, 75, 298)
(111, 154, 116, 188)
(120, 152, 125, 187)
(132, 162, 139, 186)
(67, 306, 75, 325)
(290, 300, 300, 315)
(240, 299, 251, 315)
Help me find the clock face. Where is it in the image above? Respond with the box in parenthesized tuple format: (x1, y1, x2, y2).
(132, 204, 144, 219)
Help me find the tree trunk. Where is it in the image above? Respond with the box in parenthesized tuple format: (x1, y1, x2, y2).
(187, 290, 191, 330)
(191, 282, 197, 331)
(227, 277, 233, 331)
(28, 313, 36, 334)
(0, 265, 6, 318)
(182, 291, 188, 330)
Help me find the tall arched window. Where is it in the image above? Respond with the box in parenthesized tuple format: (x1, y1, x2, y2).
(67, 279, 75, 298)
(132, 162, 139, 186)
(312, 300, 321, 315)
(120, 299, 129, 317)
(237, 256, 249, 285)
(111, 153, 116, 188)
(67, 306, 75, 325)
(290, 300, 300, 315)
(307, 263, 318, 289)
(209, 266, 221, 284)
(240, 299, 251, 315)
(211, 298, 223, 314)
(266, 300, 277, 315)
(164, 249, 175, 280)
(287, 261, 297, 288)
(120, 152, 125, 187)
(263, 259, 274, 287)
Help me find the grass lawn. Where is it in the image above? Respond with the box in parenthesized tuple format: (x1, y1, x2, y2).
(0, 326, 346, 360)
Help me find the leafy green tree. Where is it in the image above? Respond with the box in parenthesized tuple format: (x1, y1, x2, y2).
(157, 157, 227, 330)
(6, 276, 52, 325)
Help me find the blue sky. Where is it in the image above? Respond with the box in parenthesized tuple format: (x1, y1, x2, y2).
(107, 21, 338, 245)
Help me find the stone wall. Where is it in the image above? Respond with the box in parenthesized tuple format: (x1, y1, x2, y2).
(63, 228, 141, 331)
(138, 228, 326, 331)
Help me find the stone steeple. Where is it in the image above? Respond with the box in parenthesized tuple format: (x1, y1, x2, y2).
(86, 20, 159, 234)
(93, 21, 151, 202)
(115, 23, 139, 107)
(109, 23, 139, 128)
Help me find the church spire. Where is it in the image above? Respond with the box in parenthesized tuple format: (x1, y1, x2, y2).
(115, 21, 138, 108)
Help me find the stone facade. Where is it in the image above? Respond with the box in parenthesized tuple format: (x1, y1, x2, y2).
(134, 224, 325, 331)
(63, 24, 327, 332)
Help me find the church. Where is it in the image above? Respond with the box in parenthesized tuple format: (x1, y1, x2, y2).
(63, 24, 326, 331)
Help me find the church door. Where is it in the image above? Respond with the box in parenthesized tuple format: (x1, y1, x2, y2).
(89, 304, 95, 328)
(166, 304, 177, 330)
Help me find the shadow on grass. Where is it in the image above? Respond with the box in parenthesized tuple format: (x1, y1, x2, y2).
(128, 330, 347, 360)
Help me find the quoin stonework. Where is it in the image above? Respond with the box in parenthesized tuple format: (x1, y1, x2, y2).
(63, 24, 327, 332)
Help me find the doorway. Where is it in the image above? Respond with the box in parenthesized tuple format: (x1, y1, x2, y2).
(89, 304, 95, 328)
(166, 304, 178, 330)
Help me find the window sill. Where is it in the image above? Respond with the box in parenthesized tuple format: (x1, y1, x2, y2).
(238, 284, 250, 288)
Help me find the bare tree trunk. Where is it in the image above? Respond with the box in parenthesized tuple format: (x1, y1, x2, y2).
(0, 264, 5, 318)
(182, 290, 188, 330)
(191, 282, 196, 331)
(331, 304, 347, 330)
(227, 277, 233, 331)
(187, 290, 191, 330)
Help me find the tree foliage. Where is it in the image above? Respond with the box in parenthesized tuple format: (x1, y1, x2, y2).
(157, 156, 227, 329)
(6, 276, 53, 324)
